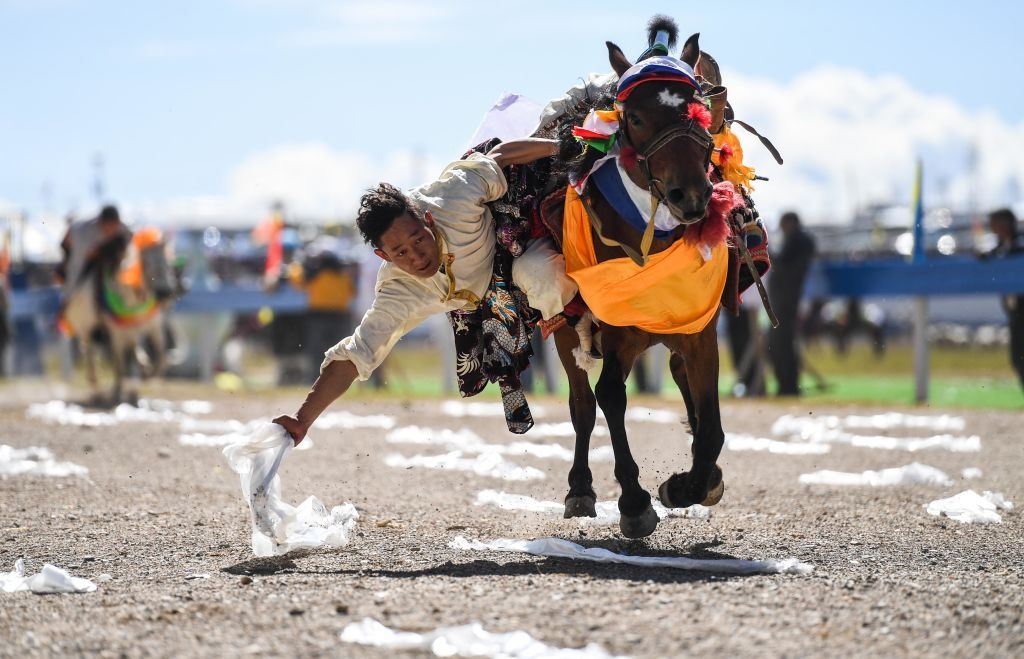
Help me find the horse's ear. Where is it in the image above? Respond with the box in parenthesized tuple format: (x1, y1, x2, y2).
(607, 41, 632, 77)
(680, 33, 700, 69)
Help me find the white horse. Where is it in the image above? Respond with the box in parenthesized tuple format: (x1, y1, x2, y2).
(62, 233, 170, 405)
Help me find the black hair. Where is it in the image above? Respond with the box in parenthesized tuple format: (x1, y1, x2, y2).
(356, 183, 421, 248)
(989, 208, 1019, 239)
(98, 204, 120, 223)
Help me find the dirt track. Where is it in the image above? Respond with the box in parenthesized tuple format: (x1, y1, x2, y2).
(1, 381, 1021, 658)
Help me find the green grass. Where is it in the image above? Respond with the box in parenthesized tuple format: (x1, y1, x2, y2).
(355, 339, 1022, 410)
(27, 334, 1020, 410)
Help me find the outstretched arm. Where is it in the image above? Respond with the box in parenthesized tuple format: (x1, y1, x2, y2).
(487, 138, 559, 168)
(273, 359, 359, 444)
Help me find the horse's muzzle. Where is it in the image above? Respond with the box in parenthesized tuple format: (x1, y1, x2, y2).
(665, 183, 712, 224)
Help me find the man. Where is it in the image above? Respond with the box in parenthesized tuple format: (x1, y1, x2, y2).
(287, 245, 356, 381)
(58, 204, 131, 303)
(984, 208, 1024, 390)
(767, 211, 816, 396)
(274, 138, 577, 442)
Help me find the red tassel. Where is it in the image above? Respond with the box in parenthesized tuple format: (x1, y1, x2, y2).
(684, 181, 740, 247)
(686, 103, 712, 130)
(718, 143, 734, 164)
(619, 145, 640, 169)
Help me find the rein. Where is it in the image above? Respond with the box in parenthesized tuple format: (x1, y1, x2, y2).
(624, 117, 713, 214)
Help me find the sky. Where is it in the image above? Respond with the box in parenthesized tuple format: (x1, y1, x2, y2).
(2, 0, 1023, 232)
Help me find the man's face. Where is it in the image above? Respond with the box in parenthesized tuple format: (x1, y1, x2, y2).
(99, 219, 122, 239)
(374, 211, 440, 278)
(990, 218, 1012, 240)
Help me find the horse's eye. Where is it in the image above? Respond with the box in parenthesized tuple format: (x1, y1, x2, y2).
(628, 114, 643, 127)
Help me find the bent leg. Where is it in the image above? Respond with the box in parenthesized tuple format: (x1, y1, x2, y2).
(511, 238, 578, 320)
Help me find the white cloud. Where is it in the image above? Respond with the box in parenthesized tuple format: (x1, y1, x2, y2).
(128, 66, 1024, 229)
(724, 65, 1024, 224)
(129, 143, 444, 227)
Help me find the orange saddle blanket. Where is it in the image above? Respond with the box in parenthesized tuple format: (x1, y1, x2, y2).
(562, 185, 728, 334)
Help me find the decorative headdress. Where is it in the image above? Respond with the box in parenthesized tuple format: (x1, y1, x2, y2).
(616, 56, 701, 101)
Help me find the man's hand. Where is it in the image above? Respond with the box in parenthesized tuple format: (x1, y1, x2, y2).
(271, 360, 359, 447)
(487, 138, 559, 168)
(273, 414, 307, 446)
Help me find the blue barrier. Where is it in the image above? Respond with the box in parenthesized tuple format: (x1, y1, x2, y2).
(11, 257, 1023, 321)
(818, 256, 1024, 297)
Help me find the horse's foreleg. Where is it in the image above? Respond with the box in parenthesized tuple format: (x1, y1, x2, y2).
(554, 325, 597, 518)
(659, 325, 726, 508)
(595, 331, 657, 538)
(82, 337, 102, 405)
(108, 330, 136, 406)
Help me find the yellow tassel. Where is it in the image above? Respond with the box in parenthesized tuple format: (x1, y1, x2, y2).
(712, 124, 756, 192)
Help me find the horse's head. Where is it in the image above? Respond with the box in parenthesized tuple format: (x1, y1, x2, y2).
(609, 34, 713, 223)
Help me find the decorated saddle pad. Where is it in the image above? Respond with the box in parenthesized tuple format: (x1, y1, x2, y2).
(562, 185, 728, 334)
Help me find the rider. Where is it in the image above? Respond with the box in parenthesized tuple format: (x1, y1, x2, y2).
(58, 205, 132, 306)
(273, 138, 577, 443)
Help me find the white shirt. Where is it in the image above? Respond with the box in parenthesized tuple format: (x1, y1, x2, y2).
(322, 153, 507, 379)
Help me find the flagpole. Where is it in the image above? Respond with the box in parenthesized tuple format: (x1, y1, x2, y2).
(910, 159, 928, 404)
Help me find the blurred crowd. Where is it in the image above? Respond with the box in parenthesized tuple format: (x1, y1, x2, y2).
(0, 202, 1021, 397)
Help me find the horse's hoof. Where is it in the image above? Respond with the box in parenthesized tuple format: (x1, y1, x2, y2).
(563, 495, 597, 518)
(619, 504, 659, 539)
(658, 479, 681, 508)
(659, 466, 724, 508)
(701, 478, 725, 506)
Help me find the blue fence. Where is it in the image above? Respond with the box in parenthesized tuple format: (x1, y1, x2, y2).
(12, 256, 1024, 321)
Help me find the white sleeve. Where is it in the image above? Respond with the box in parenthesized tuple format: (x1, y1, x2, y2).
(320, 278, 446, 380)
(420, 153, 508, 214)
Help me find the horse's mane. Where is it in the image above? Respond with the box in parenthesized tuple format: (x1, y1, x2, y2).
(552, 89, 617, 188)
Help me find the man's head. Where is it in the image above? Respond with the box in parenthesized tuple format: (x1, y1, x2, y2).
(97, 205, 123, 239)
(356, 183, 440, 278)
(988, 208, 1018, 241)
(779, 211, 801, 235)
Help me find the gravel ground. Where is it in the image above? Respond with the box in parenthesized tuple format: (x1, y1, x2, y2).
(0, 380, 1021, 658)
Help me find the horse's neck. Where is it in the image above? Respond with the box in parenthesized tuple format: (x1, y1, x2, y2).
(588, 188, 686, 264)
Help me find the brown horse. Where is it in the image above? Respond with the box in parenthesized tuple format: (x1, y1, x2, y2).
(551, 32, 730, 539)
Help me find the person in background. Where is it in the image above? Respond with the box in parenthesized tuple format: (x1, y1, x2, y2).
(767, 211, 816, 396)
(288, 247, 356, 381)
(725, 295, 766, 398)
(57, 205, 131, 305)
(983, 208, 1024, 391)
(0, 229, 10, 376)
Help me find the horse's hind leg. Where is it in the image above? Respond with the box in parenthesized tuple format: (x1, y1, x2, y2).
(596, 329, 658, 538)
(659, 326, 725, 508)
(554, 325, 597, 518)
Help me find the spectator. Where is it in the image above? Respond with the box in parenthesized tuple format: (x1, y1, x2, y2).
(288, 246, 356, 381)
(983, 208, 1024, 391)
(726, 295, 766, 397)
(0, 229, 9, 376)
(767, 211, 816, 396)
(57, 205, 131, 305)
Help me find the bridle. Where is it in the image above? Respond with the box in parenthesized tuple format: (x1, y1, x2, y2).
(618, 98, 714, 226)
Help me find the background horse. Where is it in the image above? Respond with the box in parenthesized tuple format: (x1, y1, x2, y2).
(63, 230, 171, 405)
(550, 24, 735, 538)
